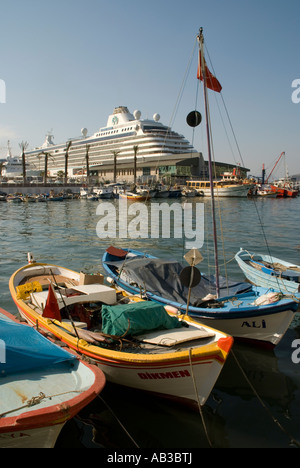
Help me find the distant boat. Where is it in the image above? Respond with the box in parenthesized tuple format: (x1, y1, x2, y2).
(48, 195, 64, 201)
(0, 307, 105, 448)
(185, 171, 253, 197)
(256, 187, 277, 197)
(6, 194, 22, 203)
(119, 191, 149, 201)
(264, 152, 299, 198)
(235, 248, 300, 294)
(93, 186, 114, 199)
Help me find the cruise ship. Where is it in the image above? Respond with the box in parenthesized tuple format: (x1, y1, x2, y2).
(25, 106, 198, 181)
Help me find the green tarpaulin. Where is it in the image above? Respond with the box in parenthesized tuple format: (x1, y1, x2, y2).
(101, 301, 182, 337)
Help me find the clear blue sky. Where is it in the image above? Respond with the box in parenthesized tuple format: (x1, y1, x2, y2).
(1, 0, 300, 178)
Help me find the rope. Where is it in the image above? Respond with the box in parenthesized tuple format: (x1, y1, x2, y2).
(0, 390, 82, 418)
(232, 350, 300, 448)
(188, 348, 213, 447)
(97, 394, 140, 448)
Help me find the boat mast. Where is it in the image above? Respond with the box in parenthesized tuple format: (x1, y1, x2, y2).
(197, 28, 220, 297)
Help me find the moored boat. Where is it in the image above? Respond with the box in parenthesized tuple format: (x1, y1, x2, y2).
(0, 307, 105, 448)
(235, 248, 300, 294)
(102, 246, 299, 348)
(9, 256, 233, 408)
(185, 178, 252, 197)
(119, 191, 149, 201)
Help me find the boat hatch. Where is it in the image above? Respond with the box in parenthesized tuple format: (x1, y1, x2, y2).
(136, 325, 215, 347)
(30, 284, 116, 310)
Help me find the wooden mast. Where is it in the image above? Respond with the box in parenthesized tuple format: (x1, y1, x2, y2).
(197, 28, 220, 297)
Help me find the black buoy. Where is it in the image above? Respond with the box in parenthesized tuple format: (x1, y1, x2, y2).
(180, 266, 201, 288)
(186, 110, 202, 127)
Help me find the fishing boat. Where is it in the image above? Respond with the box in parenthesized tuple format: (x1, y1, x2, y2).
(6, 194, 22, 203)
(9, 256, 233, 408)
(181, 187, 198, 197)
(102, 247, 298, 348)
(0, 307, 105, 449)
(235, 248, 300, 294)
(93, 186, 114, 199)
(119, 191, 149, 201)
(256, 186, 277, 197)
(265, 152, 299, 198)
(154, 184, 170, 198)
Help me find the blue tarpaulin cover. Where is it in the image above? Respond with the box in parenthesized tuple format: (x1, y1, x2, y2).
(0, 315, 77, 377)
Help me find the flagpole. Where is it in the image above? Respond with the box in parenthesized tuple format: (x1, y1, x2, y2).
(197, 28, 220, 298)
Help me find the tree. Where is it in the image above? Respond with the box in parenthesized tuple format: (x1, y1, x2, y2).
(19, 141, 28, 184)
(133, 145, 139, 184)
(111, 150, 120, 183)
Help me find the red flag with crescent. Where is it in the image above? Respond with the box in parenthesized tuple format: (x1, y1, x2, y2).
(197, 51, 222, 93)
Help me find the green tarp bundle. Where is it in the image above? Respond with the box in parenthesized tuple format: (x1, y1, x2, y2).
(101, 301, 182, 337)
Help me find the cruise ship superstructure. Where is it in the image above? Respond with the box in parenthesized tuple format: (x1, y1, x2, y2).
(25, 106, 198, 179)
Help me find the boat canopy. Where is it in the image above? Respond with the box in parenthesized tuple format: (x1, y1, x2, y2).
(105, 257, 252, 306)
(0, 316, 77, 377)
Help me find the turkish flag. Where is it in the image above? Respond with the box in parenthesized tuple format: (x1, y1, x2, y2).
(42, 284, 62, 322)
(197, 51, 222, 93)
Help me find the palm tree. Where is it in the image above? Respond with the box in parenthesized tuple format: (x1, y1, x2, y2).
(19, 141, 28, 184)
(133, 145, 139, 184)
(64, 141, 72, 184)
(85, 144, 90, 185)
(111, 150, 120, 183)
(38, 151, 52, 185)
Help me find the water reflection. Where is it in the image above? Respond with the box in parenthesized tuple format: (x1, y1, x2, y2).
(1, 197, 300, 447)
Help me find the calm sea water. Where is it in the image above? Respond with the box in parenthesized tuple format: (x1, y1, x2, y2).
(1, 195, 300, 448)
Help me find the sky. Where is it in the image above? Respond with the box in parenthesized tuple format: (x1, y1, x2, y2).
(1, 0, 300, 178)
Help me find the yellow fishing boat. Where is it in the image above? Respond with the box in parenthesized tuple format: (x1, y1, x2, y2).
(9, 255, 233, 408)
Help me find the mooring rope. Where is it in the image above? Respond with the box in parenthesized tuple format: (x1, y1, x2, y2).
(188, 348, 213, 447)
(97, 394, 140, 448)
(232, 350, 300, 448)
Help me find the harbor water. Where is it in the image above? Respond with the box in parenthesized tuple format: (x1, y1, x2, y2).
(1, 195, 300, 448)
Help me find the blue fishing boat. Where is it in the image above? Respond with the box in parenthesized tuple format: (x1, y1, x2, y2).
(102, 246, 298, 348)
(235, 248, 300, 294)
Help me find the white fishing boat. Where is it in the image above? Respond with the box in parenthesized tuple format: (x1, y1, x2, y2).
(93, 186, 114, 199)
(235, 248, 300, 294)
(9, 256, 233, 408)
